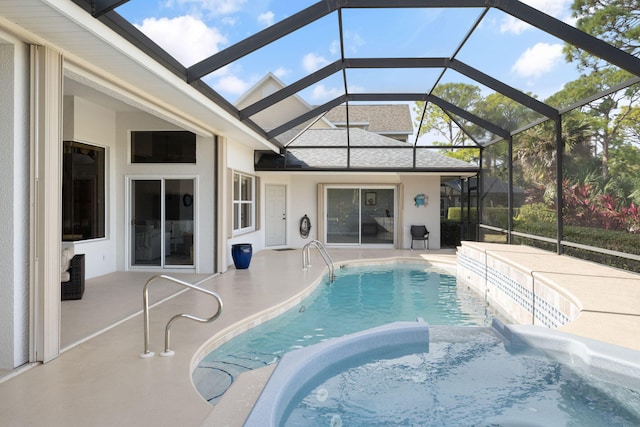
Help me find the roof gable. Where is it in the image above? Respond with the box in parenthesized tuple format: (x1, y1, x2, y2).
(235, 73, 334, 132)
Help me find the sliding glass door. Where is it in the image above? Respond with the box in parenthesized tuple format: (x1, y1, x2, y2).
(326, 187, 395, 245)
(130, 178, 194, 267)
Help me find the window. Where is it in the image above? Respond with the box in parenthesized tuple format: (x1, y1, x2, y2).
(131, 131, 196, 163)
(233, 172, 255, 233)
(62, 141, 106, 241)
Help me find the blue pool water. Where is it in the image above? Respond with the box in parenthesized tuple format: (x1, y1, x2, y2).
(194, 262, 502, 404)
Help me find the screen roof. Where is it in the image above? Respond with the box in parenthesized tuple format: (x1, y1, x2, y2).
(77, 1, 640, 164)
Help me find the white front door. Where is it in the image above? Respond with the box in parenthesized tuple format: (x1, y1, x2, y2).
(265, 184, 286, 246)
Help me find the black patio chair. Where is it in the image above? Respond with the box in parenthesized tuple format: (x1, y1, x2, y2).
(410, 225, 430, 250)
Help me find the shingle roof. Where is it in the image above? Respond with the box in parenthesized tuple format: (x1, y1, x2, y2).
(323, 104, 413, 134)
(278, 128, 476, 169)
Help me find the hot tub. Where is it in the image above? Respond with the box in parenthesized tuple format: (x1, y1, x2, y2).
(244, 320, 640, 426)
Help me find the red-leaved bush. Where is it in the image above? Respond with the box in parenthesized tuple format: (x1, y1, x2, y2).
(562, 180, 640, 233)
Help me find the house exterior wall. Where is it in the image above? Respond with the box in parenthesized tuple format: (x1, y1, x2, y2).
(62, 98, 221, 277)
(227, 139, 255, 172)
(400, 175, 441, 249)
(63, 96, 117, 279)
(0, 27, 235, 367)
(259, 173, 442, 250)
(227, 141, 263, 266)
(116, 112, 217, 274)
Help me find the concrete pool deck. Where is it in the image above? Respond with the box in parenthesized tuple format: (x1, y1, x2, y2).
(0, 246, 639, 426)
(458, 242, 640, 351)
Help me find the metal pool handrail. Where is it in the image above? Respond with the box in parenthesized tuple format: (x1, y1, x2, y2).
(302, 240, 335, 282)
(140, 274, 223, 358)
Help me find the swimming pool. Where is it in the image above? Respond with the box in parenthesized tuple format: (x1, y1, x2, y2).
(193, 261, 503, 404)
(245, 321, 640, 426)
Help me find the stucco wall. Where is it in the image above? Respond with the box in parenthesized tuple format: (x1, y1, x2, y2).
(62, 101, 230, 275)
(400, 175, 441, 249)
(226, 142, 263, 265)
(59, 102, 219, 277)
(258, 173, 443, 250)
(63, 96, 117, 279)
(116, 112, 217, 274)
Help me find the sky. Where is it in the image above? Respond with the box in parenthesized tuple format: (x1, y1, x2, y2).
(114, 0, 586, 141)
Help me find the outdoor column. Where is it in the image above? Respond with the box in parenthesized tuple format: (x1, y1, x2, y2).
(30, 45, 64, 362)
(555, 116, 564, 255)
(507, 135, 513, 244)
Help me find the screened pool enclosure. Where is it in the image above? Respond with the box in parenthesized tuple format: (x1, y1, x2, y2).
(76, 0, 640, 270)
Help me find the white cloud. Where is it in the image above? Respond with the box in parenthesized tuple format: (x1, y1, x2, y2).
(172, 0, 247, 16)
(500, 17, 530, 34)
(329, 32, 365, 56)
(525, 0, 569, 17)
(257, 11, 275, 27)
(136, 15, 227, 66)
(302, 53, 330, 73)
(343, 31, 365, 55)
(310, 84, 342, 102)
(512, 42, 564, 78)
(500, 0, 572, 34)
(221, 16, 237, 26)
(329, 40, 340, 56)
(213, 74, 250, 95)
(273, 67, 290, 79)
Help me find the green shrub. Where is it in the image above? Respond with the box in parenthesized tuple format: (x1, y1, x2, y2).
(483, 207, 514, 228)
(513, 221, 556, 239)
(511, 221, 640, 273)
(564, 225, 640, 255)
(511, 234, 557, 253)
(515, 203, 555, 223)
(448, 206, 520, 228)
(447, 207, 477, 221)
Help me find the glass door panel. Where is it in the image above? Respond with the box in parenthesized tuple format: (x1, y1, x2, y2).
(131, 180, 162, 266)
(165, 179, 194, 266)
(131, 178, 195, 268)
(327, 188, 360, 244)
(361, 188, 395, 244)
